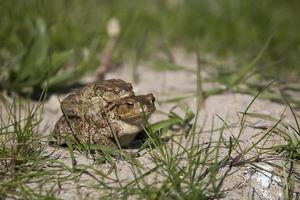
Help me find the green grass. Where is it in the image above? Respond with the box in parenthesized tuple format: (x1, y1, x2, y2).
(0, 0, 300, 198)
(0, 97, 112, 199)
(0, 0, 299, 95)
(1, 84, 299, 199)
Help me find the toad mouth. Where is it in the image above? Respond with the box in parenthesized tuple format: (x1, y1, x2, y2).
(121, 114, 151, 124)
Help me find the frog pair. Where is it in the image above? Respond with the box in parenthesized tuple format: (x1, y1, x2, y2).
(53, 79, 156, 148)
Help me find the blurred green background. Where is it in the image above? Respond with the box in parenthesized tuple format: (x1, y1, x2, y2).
(0, 0, 299, 94)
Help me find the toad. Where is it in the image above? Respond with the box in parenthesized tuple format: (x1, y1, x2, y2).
(53, 80, 155, 148)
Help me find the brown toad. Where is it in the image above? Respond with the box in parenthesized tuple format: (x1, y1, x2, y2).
(53, 93, 156, 148)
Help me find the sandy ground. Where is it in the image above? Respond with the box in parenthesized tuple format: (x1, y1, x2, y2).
(3, 51, 299, 199)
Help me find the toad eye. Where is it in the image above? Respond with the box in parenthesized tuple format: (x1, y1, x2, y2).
(106, 87, 113, 91)
(114, 88, 121, 93)
(93, 85, 105, 93)
(126, 100, 134, 108)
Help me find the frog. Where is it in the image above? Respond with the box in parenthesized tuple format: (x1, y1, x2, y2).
(53, 94, 156, 148)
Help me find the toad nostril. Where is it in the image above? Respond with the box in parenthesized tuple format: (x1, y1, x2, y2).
(151, 96, 155, 104)
(146, 94, 155, 104)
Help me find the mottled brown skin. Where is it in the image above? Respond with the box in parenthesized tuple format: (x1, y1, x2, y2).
(53, 94, 155, 148)
(61, 79, 135, 118)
